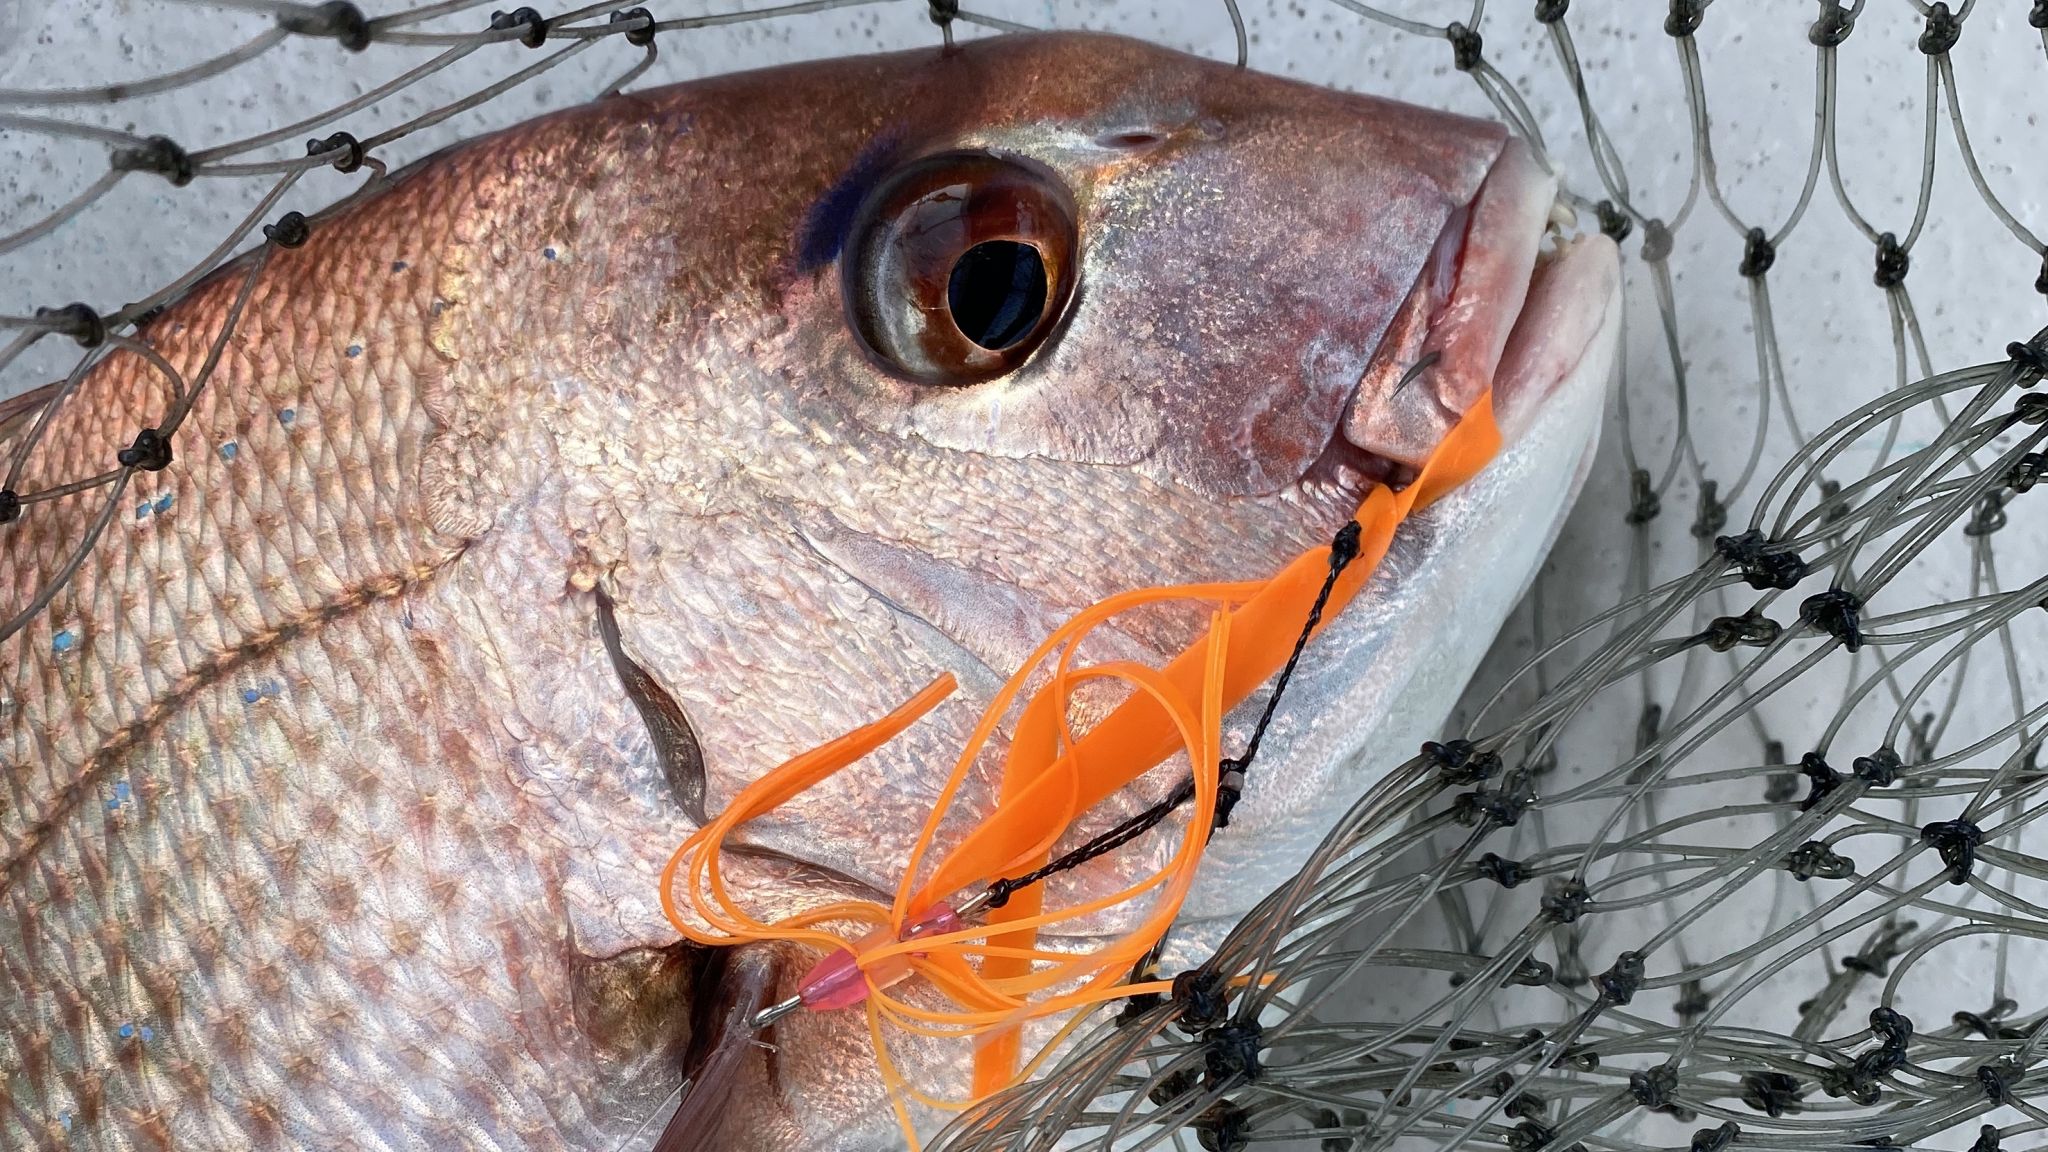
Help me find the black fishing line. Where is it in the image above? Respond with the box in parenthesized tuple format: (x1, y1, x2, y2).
(980, 518, 1366, 911)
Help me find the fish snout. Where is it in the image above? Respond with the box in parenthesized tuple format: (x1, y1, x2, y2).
(1338, 137, 1596, 473)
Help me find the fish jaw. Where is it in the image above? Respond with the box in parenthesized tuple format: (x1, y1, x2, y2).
(1177, 229, 1624, 926)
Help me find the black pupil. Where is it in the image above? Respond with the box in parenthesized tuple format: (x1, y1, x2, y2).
(947, 240, 1048, 351)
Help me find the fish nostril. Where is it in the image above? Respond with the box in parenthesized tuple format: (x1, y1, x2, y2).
(1098, 130, 1165, 150)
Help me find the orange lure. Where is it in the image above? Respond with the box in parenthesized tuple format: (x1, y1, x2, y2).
(661, 390, 1502, 1142)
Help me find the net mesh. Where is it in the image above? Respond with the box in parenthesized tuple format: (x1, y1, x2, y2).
(4, 2, 2048, 1151)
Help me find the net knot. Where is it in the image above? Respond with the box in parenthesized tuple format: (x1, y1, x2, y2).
(2034, 1, 2048, 29)
(1738, 228, 1775, 278)
(1763, 770, 1799, 803)
(1625, 467, 1660, 524)
(1785, 840, 1853, 881)
(1870, 1006, 1914, 1051)
(1852, 746, 1902, 788)
(117, 428, 172, 472)
(1424, 739, 1500, 784)
(1504, 1092, 1547, 1121)
(1452, 770, 1535, 828)
(1478, 851, 1528, 888)
(1594, 200, 1632, 243)
(1508, 1121, 1555, 1152)
(1212, 762, 1246, 830)
(1799, 589, 1864, 652)
(1640, 217, 1674, 262)
(1698, 610, 1779, 652)
(1872, 232, 1910, 288)
(1509, 956, 1554, 987)
(307, 131, 365, 173)
(1715, 529, 1807, 590)
(1964, 489, 2010, 536)
(35, 302, 106, 348)
(1690, 479, 1728, 539)
(1826, 1012, 1911, 1104)
(1839, 925, 1916, 978)
(2016, 394, 2048, 425)
(1664, 0, 1704, 37)
(1919, 817, 1983, 883)
(1534, 0, 1570, 23)
(928, 0, 960, 25)
(1978, 1058, 2024, 1106)
(111, 135, 194, 187)
(1809, 1, 1855, 46)
(1595, 950, 1645, 1005)
(1202, 1021, 1263, 1088)
(1172, 968, 1230, 1033)
(1540, 879, 1589, 923)
(1147, 1066, 1198, 1106)
(1628, 1064, 1678, 1109)
(0, 490, 20, 526)
(2005, 452, 2046, 493)
(1739, 1071, 1804, 1117)
(279, 2, 372, 52)
(610, 7, 656, 45)
(1918, 3, 1962, 56)
(1446, 22, 1484, 71)
(1688, 1121, 1738, 1152)
(2007, 335, 2048, 383)
(263, 211, 312, 249)
(491, 7, 550, 48)
(1974, 1125, 2004, 1152)
(1953, 998, 2019, 1038)
(1675, 979, 1710, 1020)
(1194, 1100, 1250, 1152)
(1114, 989, 1163, 1027)
(1798, 752, 1842, 811)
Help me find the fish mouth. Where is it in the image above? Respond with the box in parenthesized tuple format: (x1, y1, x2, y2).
(1306, 136, 1615, 497)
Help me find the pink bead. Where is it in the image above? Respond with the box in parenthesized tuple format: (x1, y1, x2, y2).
(796, 902, 962, 1013)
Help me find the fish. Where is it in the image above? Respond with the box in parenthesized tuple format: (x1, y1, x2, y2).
(0, 30, 1619, 1152)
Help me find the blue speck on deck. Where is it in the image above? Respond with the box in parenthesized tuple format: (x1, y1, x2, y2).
(392, 260, 409, 273)
(140, 1026, 154, 1042)
(60, 1112, 71, 1132)
(153, 493, 173, 515)
(51, 629, 75, 654)
(261, 680, 282, 698)
(106, 796, 119, 812)
(136, 502, 151, 520)
(241, 687, 262, 704)
(118, 1023, 133, 1039)
(543, 246, 558, 261)
(219, 441, 238, 461)
(279, 408, 296, 426)
(346, 344, 362, 358)
(116, 781, 131, 802)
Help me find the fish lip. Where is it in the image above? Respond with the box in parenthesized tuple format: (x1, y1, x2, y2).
(1312, 136, 1572, 495)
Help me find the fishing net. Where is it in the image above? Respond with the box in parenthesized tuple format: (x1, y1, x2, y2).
(5, 2, 2048, 1151)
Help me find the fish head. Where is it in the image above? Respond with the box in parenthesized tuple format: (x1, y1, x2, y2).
(432, 29, 1621, 1150)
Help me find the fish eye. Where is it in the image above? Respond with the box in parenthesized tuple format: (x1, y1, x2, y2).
(841, 151, 1078, 386)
